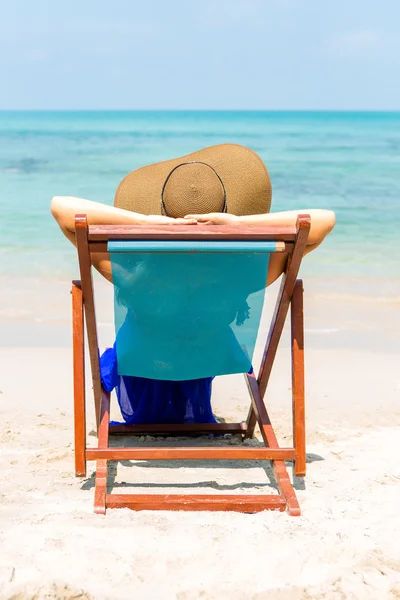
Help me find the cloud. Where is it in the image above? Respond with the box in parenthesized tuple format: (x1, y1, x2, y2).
(326, 29, 381, 57)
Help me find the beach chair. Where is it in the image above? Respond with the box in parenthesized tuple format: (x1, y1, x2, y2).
(72, 214, 310, 515)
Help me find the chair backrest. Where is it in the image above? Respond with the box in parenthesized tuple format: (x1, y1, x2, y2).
(75, 219, 310, 417)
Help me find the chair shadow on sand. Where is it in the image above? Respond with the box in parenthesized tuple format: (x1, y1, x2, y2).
(81, 434, 324, 495)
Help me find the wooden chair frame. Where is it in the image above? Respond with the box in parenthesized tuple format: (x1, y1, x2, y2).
(72, 214, 310, 515)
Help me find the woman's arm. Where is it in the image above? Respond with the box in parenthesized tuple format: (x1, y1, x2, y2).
(50, 196, 196, 282)
(184, 209, 336, 247)
(184, 209, 336, 285)
(51, 196, 196, 244)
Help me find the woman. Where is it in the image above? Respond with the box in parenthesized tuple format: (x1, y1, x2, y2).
(51, 144, 335, 424)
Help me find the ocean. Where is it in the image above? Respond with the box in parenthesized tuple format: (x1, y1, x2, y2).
(0, 110, 399, 297)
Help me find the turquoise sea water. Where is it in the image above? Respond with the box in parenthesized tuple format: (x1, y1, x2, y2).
(0, 111, 399, 294)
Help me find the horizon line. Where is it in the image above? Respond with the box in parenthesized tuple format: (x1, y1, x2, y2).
(1, 108, 400, 113)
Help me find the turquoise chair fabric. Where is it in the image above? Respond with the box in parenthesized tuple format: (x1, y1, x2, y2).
(109, 241, 274, 381)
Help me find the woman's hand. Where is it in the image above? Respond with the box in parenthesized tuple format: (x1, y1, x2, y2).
(184, 213, 239, 225)
(144, 215, 197, 225)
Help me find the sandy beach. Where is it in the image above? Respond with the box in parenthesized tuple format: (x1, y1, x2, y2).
(0, 275, 399, 600)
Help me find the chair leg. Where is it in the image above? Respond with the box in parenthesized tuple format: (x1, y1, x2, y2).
(291, 280, 306, 477)
(245, 372, 301, 516)
(94, 460, 108, 515)
(94, 389, 111, 514)
(273, 461, 301, 517)
(72, 281, 86, 478)
(244, 403, 257, 439)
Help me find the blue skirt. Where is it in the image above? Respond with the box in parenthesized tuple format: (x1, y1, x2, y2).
(100, 344, 217, 425)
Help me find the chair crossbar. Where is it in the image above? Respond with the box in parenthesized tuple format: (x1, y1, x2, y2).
(87, 223, 298, 242)
(109, 422, 247, 435)
(86, 447, 296, 461)
(105, 494, 286, 513)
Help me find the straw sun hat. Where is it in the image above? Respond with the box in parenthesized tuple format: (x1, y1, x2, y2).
(114, 144, 272, 218)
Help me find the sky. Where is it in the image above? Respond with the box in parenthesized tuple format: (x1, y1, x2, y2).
(1, 0, 400, 110)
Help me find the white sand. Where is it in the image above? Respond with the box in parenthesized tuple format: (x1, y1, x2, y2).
(0, 277, 400, 599)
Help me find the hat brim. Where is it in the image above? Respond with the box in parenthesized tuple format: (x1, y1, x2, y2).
(114, 143, 272, 216)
